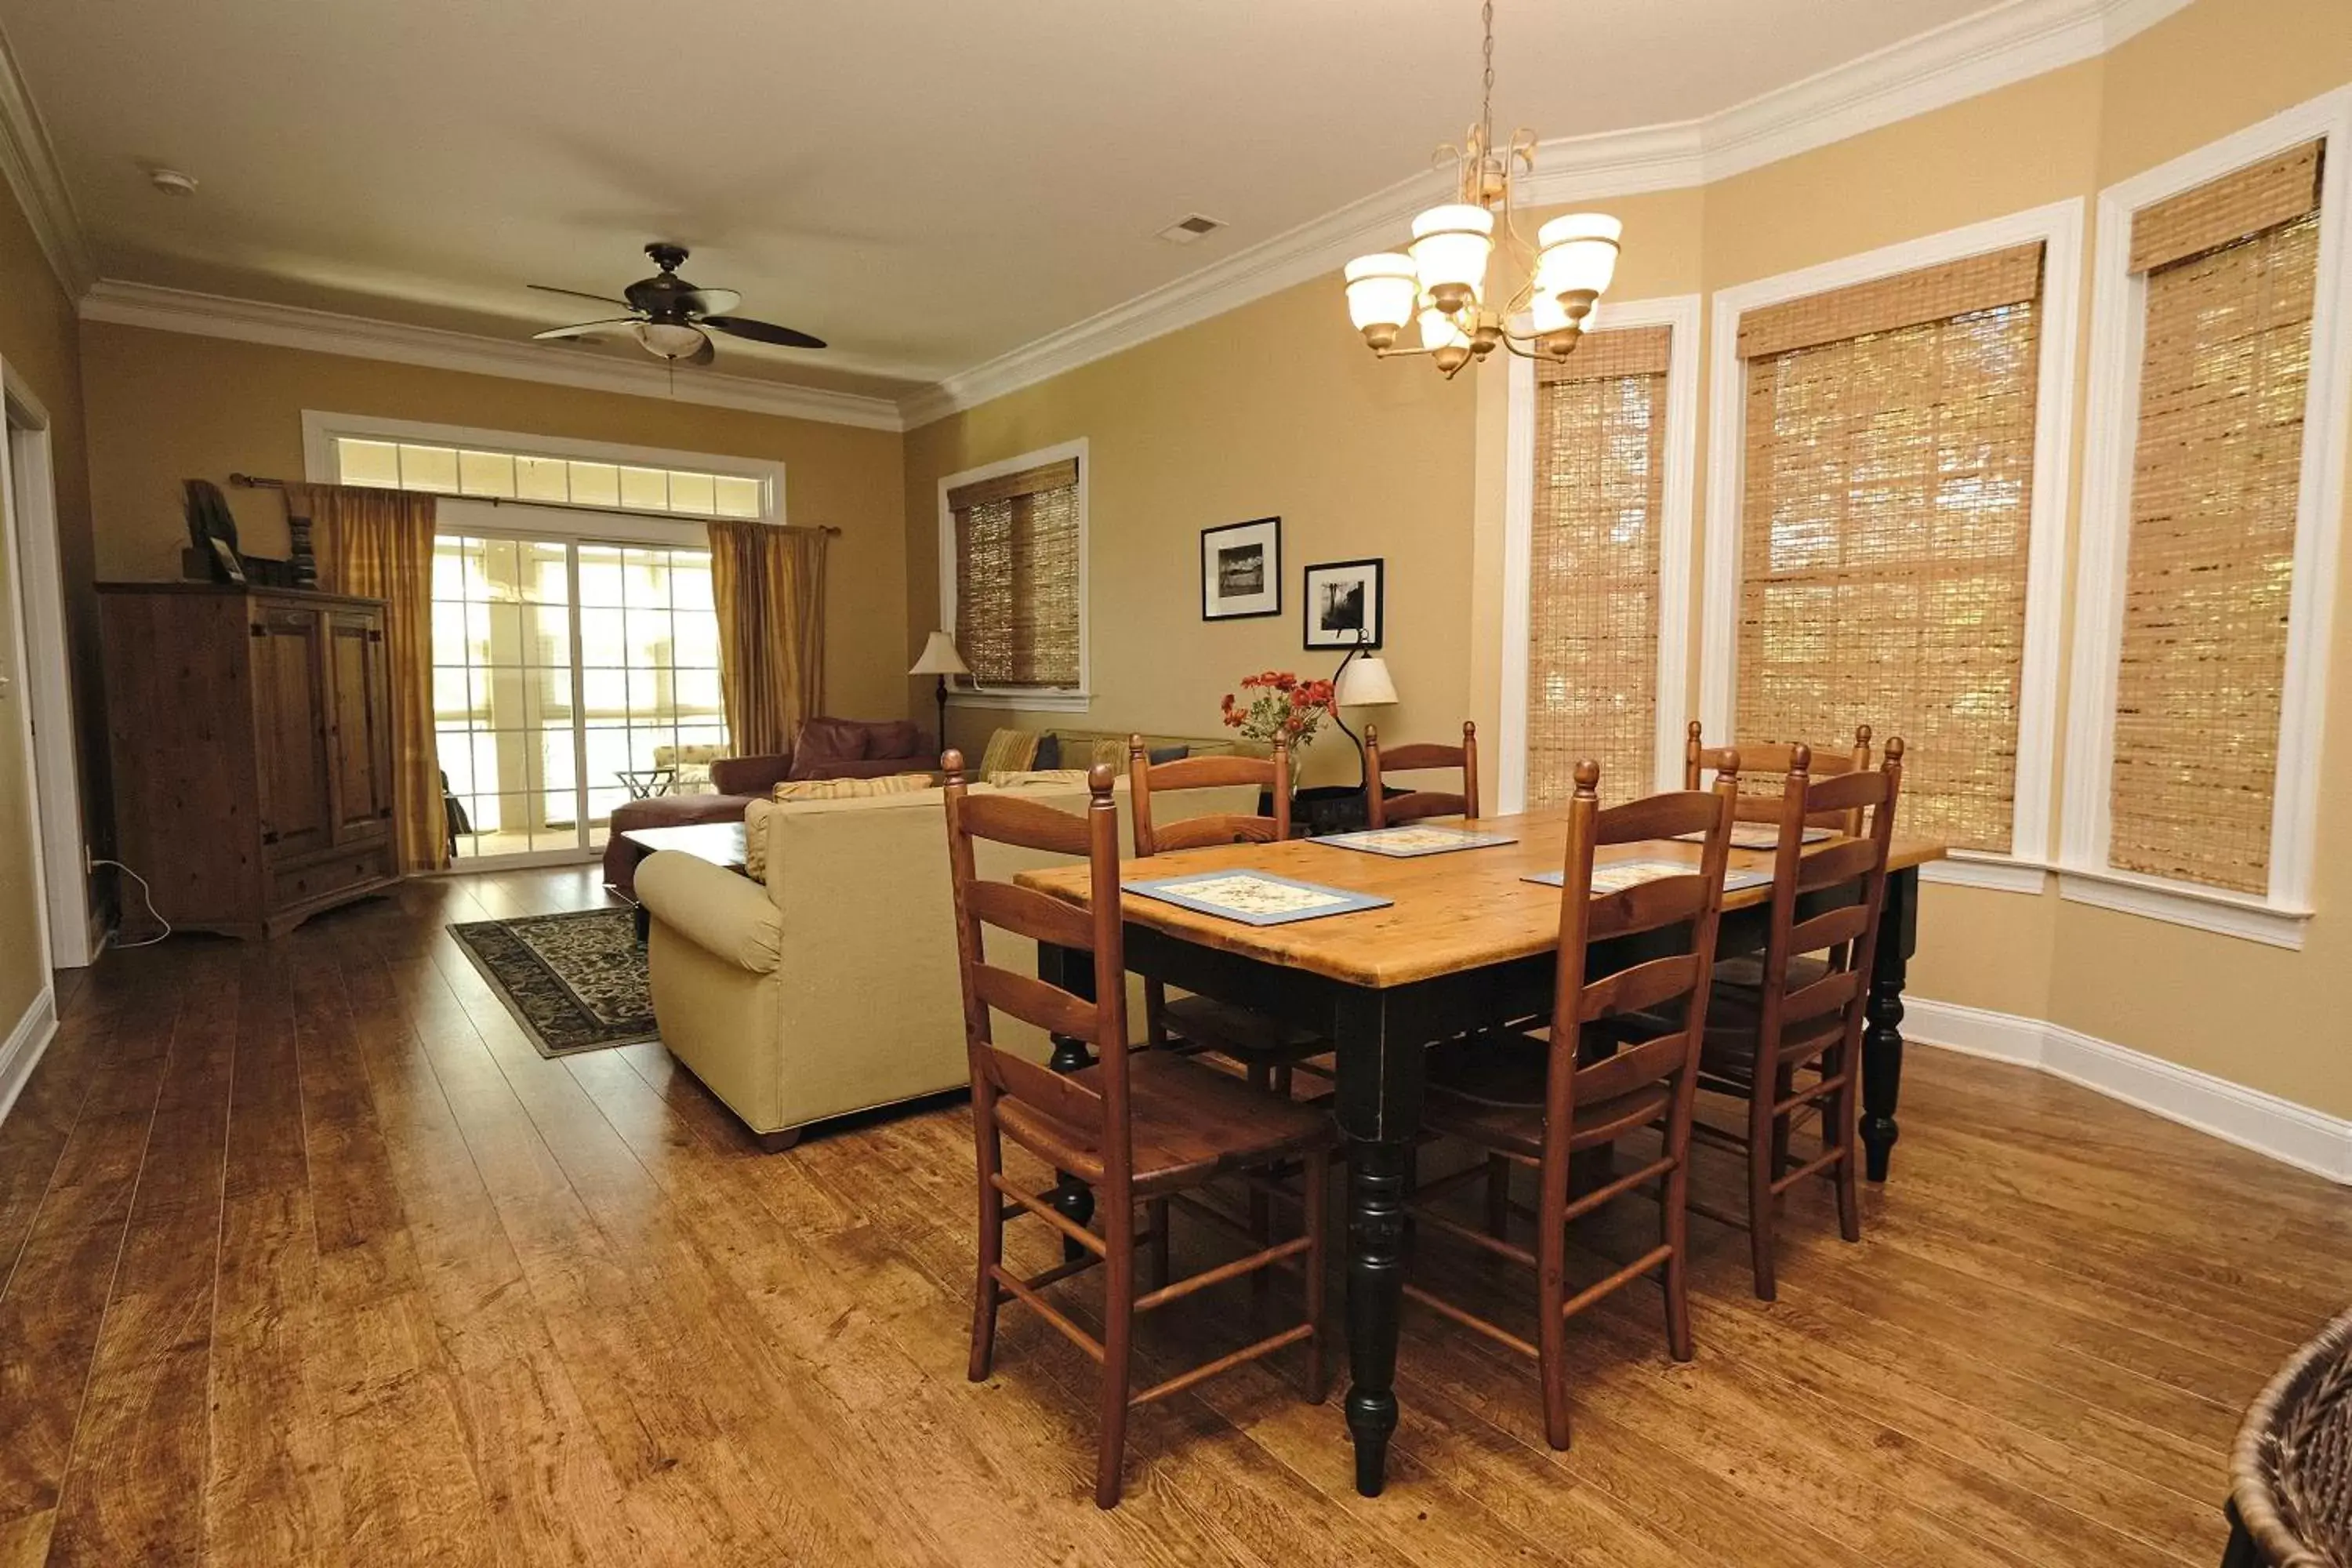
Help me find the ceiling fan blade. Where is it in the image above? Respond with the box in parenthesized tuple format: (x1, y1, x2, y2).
(532, 318, 641, 341)
(701, 315, 826, 350)
(528, 282, 633, 309)
(677, 287, 742, 318)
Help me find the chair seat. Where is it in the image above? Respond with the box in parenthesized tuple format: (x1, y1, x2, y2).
(1710, 953, 1831, 993)
(1160, 993, 1328, 1062)
(1422, 1031, 1675, 1162)
(994, 1051, 1337, 1200)
(1692, 982, 1849, 1087)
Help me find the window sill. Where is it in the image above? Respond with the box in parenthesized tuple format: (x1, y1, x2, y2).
(1919, 853, 2049, 895)
(946, 688, 1094, 715)
(2057, 866, 2311, 950)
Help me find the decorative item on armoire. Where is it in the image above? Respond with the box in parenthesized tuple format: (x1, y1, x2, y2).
(183, 478, 241, 582)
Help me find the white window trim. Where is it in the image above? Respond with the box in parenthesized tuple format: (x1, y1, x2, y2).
(936, 437, 1091, 713)
(1697, 198, 2083, 885)
(1497, 294, 1701, 813)
(300, 410, 786, 525)
(2057, 86, 2352, 953)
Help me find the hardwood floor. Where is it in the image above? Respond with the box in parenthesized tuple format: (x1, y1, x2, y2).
(1, 866, 2344, 1565)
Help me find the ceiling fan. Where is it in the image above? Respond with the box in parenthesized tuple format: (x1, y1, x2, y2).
(529, 242, 826, 365)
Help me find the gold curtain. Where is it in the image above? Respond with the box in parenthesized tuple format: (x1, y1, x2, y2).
(291, 483, 446, 873)
(708, 520, 829, 757)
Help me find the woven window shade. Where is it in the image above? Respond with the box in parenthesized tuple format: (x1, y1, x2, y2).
(2107, 205, 2320, 894)
(2129, 141, 2323, 274)
(1737, 258, 2045, 851)
(951, 459, 1081, 687)
(1525, 326, 1670, 806)
(1737, 244, 2043, 361)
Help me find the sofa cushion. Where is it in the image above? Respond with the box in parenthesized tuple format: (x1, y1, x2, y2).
(1149, 743, 1190, 765)
(865, 718, 927, 761)
(789, 717, 871, 779)
(986, 768, 1094, 789)
(710, 752, 793, 797)
(1032, 733, 1061, 769)
(978, 728, 1040, 775)
(772, 771, 936, 802)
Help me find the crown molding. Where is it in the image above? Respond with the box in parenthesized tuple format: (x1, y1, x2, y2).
(79, 279, 907, 431)
(902, 0, 2197, 427)
(0, 20, 93, 296)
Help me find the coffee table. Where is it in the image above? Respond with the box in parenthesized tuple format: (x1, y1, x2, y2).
(619, 821, 749, 941)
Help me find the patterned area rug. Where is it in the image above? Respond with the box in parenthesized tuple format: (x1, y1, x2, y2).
(448, 907, 658, 1058)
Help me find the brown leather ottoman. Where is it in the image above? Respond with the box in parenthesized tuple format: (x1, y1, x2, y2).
(604, 792, 756, 898)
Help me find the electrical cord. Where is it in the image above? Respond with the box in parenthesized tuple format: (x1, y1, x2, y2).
(90, 858, 171, 949)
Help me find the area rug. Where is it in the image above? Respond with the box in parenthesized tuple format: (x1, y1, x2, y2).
(447, 907, 659, 1058)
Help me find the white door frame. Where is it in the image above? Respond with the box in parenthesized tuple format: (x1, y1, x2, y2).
(0, 359, 89, 967)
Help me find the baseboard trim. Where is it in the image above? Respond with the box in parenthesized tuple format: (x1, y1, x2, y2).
(1906, 997, 2352, 1185)
(0, 986, 58, 1127)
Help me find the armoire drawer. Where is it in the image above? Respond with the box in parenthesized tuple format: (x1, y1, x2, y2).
(271, 845, 395, 911)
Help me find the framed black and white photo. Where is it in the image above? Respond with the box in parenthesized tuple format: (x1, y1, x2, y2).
(1200, 516, 1282, 621)
(1302, 557, 1384, 649)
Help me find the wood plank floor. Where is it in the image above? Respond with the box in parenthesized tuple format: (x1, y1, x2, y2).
(1, 866, 2345, 1566)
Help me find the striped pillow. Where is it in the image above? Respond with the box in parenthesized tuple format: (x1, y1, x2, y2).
(771, 772, 936, 803)
(978, 728, 1040, 775)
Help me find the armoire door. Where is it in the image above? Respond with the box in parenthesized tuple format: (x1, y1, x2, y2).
(325, 607, 395, 844)
(249, 605, 333, 860)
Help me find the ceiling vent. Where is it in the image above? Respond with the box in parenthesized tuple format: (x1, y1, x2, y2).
(1155, 213, 1226, 245)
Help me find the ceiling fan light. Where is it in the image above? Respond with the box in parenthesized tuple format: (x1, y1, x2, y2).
(634, 321, 706, 360)
(1345, 253, 1418, 345)
(1410, 204, 1494, 314)
(1535, 212, 1623, 301)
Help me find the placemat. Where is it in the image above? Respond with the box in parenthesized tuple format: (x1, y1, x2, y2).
(1523, 859, 1775, 895)
(1127, 870, 1394, 927)
(1313, 825, 1519, 858)
(1673, 823, 1835, 849)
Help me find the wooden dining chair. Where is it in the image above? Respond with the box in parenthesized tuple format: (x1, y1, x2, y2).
(1405, 756, 1740, 1450)
(1683, 720, 1871, 830)
(1690, 738, 1904, 1301)
(1364, 720, 1480, 828)
(943, 755, 1335, 1508)
(1127, 735, 1329, 1098)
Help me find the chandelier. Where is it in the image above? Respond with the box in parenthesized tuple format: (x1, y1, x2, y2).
(1342, 0, 1621, 376)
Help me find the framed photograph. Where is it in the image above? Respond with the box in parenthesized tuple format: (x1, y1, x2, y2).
(1200, 517, 1282, 621)
(1302, 557, 1384, 649)
(209, 537, 248, 585)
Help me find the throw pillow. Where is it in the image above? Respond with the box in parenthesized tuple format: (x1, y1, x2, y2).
(1148, 744, 1190, 765)
(788, 716, 870, 780)
(984, 768, 1095, 789)
(978, 728, 1040, 776)
(866, 718, 925, 761)
(771, 772, 936, 803)
(1032, 733, 1062, 769)
(1089, 737, 1127, 769)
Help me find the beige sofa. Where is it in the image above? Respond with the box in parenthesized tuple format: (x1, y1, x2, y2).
(633, 775, 1257, 1147)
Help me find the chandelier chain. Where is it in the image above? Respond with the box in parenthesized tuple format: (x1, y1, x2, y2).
(1479, 0, 1496, 147)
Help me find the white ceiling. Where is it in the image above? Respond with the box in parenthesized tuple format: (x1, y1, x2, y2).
(3, 0, 2000, 402)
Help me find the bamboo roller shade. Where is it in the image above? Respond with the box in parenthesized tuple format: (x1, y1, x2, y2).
(2108, 175, 2321, 895)
(951, 458, 1082, 687)
(1525, 327, 1671, 807)
(1737, 255, 2045, 852)
(2129, 140, 2323, 274)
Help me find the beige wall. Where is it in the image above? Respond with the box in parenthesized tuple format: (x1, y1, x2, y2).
(0, 182, 93, 1033)
(78, 322, 911, 726)
(907, 0, 2352, 1119)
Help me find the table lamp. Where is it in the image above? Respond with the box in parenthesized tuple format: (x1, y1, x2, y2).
(1331, 639, 1397, 786)
(909, 631, 970, 754)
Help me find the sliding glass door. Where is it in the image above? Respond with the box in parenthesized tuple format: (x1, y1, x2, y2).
(432, 522, 725, 865)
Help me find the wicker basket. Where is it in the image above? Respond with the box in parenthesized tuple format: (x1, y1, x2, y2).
(2231, 1306, 2352, 1567)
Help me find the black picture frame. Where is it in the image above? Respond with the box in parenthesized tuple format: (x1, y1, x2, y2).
(1200, 516, 1283, 621)
(1302, 557, 1385, 650)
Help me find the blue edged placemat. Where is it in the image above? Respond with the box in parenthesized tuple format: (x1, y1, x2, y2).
(1127, 869, 1394, 927)
(1313, 825, 1519, 858)
(1673, 823, 1835, 848)
(1523, 859, 1775, 895)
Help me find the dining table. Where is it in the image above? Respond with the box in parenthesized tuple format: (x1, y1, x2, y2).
(1015, 807, 1946, 1497)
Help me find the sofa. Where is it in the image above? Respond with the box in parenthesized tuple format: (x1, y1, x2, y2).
(632, 773, 1258, 1147)
(602, 716, 935, 898)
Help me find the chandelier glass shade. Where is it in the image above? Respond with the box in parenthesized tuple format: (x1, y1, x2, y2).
(1342, 1, 1621, 376)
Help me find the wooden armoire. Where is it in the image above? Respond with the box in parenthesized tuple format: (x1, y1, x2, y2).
(100, 583, 403, 939)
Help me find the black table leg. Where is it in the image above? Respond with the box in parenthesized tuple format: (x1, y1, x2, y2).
(633, 900, 650, 945)
(1330, 987, 1425, 1497)
(1862, 866, 1919, 1183)
(1046, 1030, 1096, 1261)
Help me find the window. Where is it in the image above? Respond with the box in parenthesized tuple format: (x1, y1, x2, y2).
(2063, 93, 2349, 946)
(1503, 314, 1696, 808)
(336, 435, 764, 520)
(1704, 207, 2080, 880)
(938, 441, 1088, 704)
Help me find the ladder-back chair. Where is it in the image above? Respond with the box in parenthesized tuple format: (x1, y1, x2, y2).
(1364, 720, 1480, 828)
(1684, 720, 1871, 832)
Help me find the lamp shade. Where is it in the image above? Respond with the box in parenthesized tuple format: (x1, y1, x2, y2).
(634, 321, 707, 361)
(1409, 204, 1495, 306)
(1345, 253, 1418, 333)
(1335, 655, 1398, 707)
(1534, 212, 1623, 301)
(908, 630, 970, 677)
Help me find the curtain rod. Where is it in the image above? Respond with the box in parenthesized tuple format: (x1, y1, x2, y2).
(227, 472, 840, 534)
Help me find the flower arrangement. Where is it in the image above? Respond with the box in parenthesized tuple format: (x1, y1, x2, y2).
(1220, 670, 1337, 752)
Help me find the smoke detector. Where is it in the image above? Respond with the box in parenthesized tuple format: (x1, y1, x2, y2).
(147, 168, 199, 197)
(1154, 213, 1225, 245)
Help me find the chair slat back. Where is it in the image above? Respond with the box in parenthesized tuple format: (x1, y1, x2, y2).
(1130, 735, 1290, 855)
(1684, 720, 1872, 829)
(1540, 757, 1740, 1192)
(1748, 739, 1905, 1064)
(943, 753, 1134, 1181)
(1365, 721, 1479, 828)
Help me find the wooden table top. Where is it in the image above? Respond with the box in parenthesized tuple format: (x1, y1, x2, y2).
(622, 821, 748, 867)
(1016, 808, 1946, 990)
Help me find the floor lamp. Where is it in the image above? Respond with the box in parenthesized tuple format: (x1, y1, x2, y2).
(909, 631, 969, 757)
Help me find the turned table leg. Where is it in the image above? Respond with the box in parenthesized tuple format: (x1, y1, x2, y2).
(1046, 1030, 1097, 1261)
(1861, 866, 1919, 1183)
(1344, 1137, 1411, 1496)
